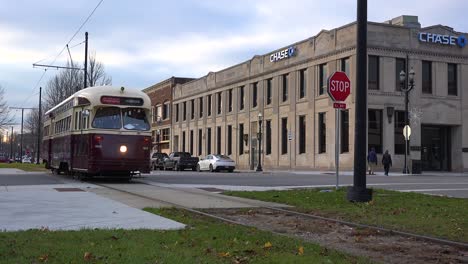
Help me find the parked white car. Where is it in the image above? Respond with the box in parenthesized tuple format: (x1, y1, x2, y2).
(22, 156, 32, 163)
(197, 154, 236, 172)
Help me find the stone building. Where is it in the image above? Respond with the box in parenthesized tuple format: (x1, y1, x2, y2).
(156, 16, 468, 172)
(143, 77, 194, 154)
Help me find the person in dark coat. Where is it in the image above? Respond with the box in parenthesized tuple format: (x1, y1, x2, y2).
(382, 150, 392, 176)
(367, 147, 378, 175)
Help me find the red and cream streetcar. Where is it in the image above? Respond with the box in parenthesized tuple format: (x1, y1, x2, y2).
(42, 86, 152, 179)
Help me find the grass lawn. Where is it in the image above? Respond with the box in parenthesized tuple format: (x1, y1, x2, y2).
(0, 162, 47, 172)
(225, 188, 468, 243)
(0, 208, 370, 264)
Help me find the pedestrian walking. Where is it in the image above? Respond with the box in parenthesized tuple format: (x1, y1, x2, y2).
(367, 147, 377, 175)
(382, 150, 392, 176)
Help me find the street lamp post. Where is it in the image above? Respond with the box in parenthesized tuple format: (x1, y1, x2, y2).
(399, 68, 415, 174)
(256, 113, 263, 172)
(156, 129, 161, 153)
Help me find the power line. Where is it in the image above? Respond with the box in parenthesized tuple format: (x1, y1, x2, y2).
(30, 0, 104, 95)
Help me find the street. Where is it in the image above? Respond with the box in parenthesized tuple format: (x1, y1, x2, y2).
(3, 169, 467, 198)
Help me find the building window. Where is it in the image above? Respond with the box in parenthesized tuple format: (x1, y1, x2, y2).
(190, 99, 195, 120)
(228, 89, 233, 112)
(448, 63, 457, 96)
(318, 113, 326, 153)
(216, 126, 221, 155)
(175, 104, 179, 122)
(282, 74, 288, 102)
(394, 111, 405, 155)
(252, 82, 258, 108)
(199, 97, 203, 118)
(183, 102, 187, 121)
(299, 69, 306, 99)
(217, 92, 222, 115)
(190, 130, 194, 155)
(395, 58, 406, 91)
(206, 128, 211, 154)
(368, 56, 379, 90)
(341, 57, 350, 76)
(238, 123, 244, 155)
(422, 61, 432, 94)
(341, 110, 349, 153)
(156, 104, 162, 121)
(198, 129, 202, 156)
(239, 86, 245, 110)
(227, 125, 232, 155)
(319, 63, 327, 95)
(162, 128, 170, 141)
(182, 131, 186, 152)
(298, 115, 306, 154)
(266, 120, 271, 155)
(368, 109, 383, 153)
(163, 102, 170, 120)
(207, 94, 212, 116)
(281, 117, 288, 155)
(266, 78, 272, 105)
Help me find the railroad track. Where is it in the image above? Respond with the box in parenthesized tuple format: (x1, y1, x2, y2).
(89, 179, 468, 251)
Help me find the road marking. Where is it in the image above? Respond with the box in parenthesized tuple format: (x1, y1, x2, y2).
(399, 188, 468, 192)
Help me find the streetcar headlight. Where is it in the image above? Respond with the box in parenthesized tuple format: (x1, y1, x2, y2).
(120, 145, 127, 153)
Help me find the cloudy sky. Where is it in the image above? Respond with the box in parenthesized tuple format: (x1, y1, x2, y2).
(1, 0, 467, 127)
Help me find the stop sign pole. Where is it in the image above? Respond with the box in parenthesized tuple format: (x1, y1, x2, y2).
(328, 71, 351, 190)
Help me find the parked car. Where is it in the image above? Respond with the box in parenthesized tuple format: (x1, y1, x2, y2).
(151, 152, 168, 170)
(163, 152, 199, 171)
(197, 154, 236, 172)
(22, 156, 32, 163)
(0, 154, 8, 163)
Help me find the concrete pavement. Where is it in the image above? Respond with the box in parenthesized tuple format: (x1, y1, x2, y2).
(0, 183, 185, 232)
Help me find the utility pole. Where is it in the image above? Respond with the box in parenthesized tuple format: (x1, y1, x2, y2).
(10, 126, 13, 160)
(83, 32, 88, 90)
(10, 107, 37, 162)
(36, 87, 42, 164)
(347, 0, 372, 202)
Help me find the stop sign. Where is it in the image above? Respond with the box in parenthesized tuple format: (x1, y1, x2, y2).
(328, 71, 351, 102)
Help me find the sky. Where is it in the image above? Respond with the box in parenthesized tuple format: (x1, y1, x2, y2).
(1, 0, 467, 131)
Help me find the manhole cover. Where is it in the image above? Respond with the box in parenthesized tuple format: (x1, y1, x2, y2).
(54, 188, 84, 192)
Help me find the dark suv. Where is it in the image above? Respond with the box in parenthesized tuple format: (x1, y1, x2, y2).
(151, 152, 169, 170)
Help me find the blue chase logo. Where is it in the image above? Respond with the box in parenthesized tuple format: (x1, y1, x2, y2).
(419, 32, 467, 48)
(270, 46, 296, 62)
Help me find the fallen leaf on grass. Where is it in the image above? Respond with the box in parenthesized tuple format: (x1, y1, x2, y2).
(298, 246, 304, 255)
(218, 252, 230, 257)
(38, 254, 49, 262)
(263, 242, 272, 250)
(84, 252, 94, 261)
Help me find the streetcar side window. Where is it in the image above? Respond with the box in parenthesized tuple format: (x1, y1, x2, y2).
(122, 108, 150, 131)
(92, 107, 122, 129)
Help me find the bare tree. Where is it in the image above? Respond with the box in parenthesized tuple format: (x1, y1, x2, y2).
(87, 52, 112, 87)
(0, 86, 13, 129)
(44, 52, 112, 110)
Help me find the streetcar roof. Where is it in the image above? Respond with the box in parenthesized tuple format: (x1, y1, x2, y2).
(45, 86, 151, 115)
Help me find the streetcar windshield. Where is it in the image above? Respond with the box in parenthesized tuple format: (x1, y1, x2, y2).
(92, 107, 122, 129)
(122, 108, 150, 131)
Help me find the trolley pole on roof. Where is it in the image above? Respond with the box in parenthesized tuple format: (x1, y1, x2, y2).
(83, 32, 88, 90)
(36, 87, 42, 164)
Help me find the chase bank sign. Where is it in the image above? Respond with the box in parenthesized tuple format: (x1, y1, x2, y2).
(270, 46, 296, 62)
(418, 32, 466, 48)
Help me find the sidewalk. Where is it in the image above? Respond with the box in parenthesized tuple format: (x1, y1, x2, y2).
(236, 169, 467, 177)
(0, 183, 185, 232)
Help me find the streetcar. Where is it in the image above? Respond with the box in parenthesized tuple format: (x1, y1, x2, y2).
(42, 86, 152, 179)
